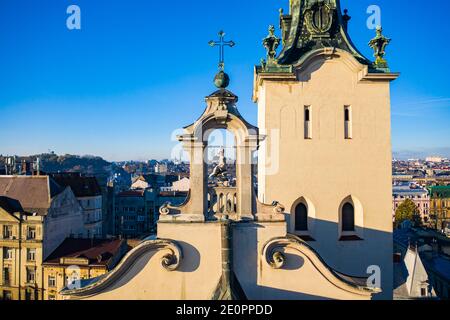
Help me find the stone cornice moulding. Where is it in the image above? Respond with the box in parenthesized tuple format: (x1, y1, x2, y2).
(262, 234, 381, 297)
(253, 48, 399, 102)
(60, 239, 183, 299)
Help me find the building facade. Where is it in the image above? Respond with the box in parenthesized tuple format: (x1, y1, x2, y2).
(43, 238, 127, 300)
(51, 173, 103, 238)
(0, 176, 84, 300)
(428, 186, 450, 233)
(393, 182, 430, 224)
(114, 190, 155, 238)
(254, 0, 398, 299)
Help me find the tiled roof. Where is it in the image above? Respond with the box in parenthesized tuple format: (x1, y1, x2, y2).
(44, 238, 126, 267)
(51, 173, 102, 197)
(0, 176, 63, 213)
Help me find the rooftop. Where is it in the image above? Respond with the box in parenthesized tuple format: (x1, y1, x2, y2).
(51, 173, 102, 198)
(44, 238, 126, 267)
(0, 176, 63, 214)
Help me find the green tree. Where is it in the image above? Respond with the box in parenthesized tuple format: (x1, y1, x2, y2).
(395, 199, 420, 228)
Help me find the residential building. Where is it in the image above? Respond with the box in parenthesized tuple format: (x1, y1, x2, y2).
(428, 186, 450, 232)
(51, 173, 103, 238)
(131, 174, 179, 191)
(393, 182, 430, 224)
(168, 177, 190, 192)
(43, 238, 128, 300)
(114, 190, 156, 238)
(154, 163, 168, 174)
(426, 157, 443, 163)
(0, 176, 84, 300)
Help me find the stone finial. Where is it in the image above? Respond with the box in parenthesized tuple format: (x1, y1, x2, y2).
(263, 25, 281, 62)
(369, 26, 391, 70)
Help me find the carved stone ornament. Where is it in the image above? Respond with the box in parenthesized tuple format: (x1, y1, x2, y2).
(305, 1, 334, 35)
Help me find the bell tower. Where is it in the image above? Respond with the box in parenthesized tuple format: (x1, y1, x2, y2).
(254, 0, 399, 299)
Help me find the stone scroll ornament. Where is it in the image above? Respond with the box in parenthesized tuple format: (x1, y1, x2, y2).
(369, 26, 391, 70)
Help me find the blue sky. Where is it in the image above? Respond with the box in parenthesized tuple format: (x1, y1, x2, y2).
(0, 0, 449, 161)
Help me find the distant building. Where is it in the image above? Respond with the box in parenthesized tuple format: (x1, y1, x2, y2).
(0, 176, 84, 300)
(428, 186, 450, 232)
(114, 190, 156, 238)
(394, 244, 437, 299)
(51, 173, 103, 238)
(42, 238, 128, 300)
(154, 163, 167, 174)
(131, 174, 179, 191)
(393, 182, 430, 224)
(426, 157, 443, 163)
(394, 228, 450, 300)
(171, 177, 190, 192)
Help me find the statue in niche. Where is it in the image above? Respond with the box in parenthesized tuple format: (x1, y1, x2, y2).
(209, 147, 228, 184)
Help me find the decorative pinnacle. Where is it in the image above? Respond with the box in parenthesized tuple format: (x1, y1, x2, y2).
(209, 30, 236, 71)
(263, 25, 281, 62)
(368, 26, 391, 70)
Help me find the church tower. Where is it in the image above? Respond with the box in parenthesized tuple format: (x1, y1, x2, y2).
(254, 0, 399, 299)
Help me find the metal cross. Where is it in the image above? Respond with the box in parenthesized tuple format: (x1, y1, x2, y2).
(209, 30, 235, 70)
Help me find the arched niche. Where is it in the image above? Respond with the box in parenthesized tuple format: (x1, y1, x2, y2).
(338, 195, 364, 240)
(289, 196, 316, 238)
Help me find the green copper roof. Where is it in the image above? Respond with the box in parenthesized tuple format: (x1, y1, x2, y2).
(427, 186, 450, 198)
(278, 0, 369, 64)
(257, 0, 392, 74)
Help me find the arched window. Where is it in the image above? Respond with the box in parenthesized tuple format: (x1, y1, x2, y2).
(342, 202, 355, 231)
(295, 203, 308, 231)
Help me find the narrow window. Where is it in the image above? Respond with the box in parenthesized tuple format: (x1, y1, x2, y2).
(27, 248, 36, 262)
(421, 287, 427, 297)
(295, 203, 308, 231)
(304, 106, 312, 139)
(26, 268, 35, 284)
(48, 276, 56, 288)
(342, 202, 355, 232)
(344, 106, 352, 139)
(27, 227, 36, 240)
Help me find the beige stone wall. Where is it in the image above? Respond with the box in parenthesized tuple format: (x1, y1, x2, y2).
(256, 51, 395, 299)
(76, 223, 223, 300)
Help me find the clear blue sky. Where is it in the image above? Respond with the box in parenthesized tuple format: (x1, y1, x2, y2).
(0, 0, 449, 161)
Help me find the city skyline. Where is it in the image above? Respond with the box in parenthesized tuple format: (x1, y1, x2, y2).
(1, 0, 449, 161)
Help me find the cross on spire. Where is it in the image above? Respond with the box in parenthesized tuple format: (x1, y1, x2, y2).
(209, 31, 235, 70)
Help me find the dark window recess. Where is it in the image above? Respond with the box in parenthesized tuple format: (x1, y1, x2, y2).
(342, 203, 355, 232)
(295, 203, 308, 231)
(345, 108, 350, 121)
(305, 109, 310, 122)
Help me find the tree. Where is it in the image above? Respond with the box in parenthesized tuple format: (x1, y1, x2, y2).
(395, 199, 421, 228)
